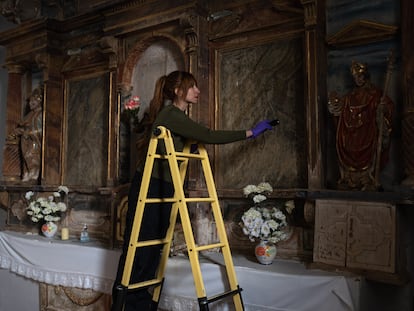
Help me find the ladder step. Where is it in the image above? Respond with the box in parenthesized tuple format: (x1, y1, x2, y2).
(185, 197, 215, 203)
(131, 238, 168, 247)
(128, 278, 163, 290)
(152, 153, 204, 160)
(145, 198, 178, 203)
(194, 242, 225, 252)
(203, 287, 243, 305)
(144, 197, 214, 204)
(175, 153, 205, 160)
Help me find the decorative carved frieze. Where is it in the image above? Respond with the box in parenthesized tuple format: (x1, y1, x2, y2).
(0, 0, 41, 24)
(209, 1, 304, 41)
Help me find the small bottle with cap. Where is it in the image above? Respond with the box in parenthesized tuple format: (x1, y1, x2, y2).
(80, 224, 90, 242)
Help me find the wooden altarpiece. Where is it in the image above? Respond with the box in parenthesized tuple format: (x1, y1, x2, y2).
(0, 2, 411, 310)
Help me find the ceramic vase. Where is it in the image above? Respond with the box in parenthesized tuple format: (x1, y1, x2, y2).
(41, 221, 58, 238)
(255, 240, 277, 265)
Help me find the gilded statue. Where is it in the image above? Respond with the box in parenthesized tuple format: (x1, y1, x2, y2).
(8, 87, 43, 182)
(328, 61, 394, 191)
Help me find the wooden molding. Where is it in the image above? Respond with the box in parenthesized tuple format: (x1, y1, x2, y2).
(327, 20, 398, 48)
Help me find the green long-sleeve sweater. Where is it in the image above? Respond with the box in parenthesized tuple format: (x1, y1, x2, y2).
(150, 104, 247, 182)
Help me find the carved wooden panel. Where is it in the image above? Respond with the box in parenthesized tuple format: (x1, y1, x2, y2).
(313, 200, 348, 266)
(347, 202, 396, 272)
(314, 200, 396, 273)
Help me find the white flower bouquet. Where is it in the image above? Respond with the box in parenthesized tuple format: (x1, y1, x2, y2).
(240, 182, 295, 244)
(25, 186, 69, 223)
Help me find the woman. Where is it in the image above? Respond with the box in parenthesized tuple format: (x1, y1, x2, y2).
(112, 71, 273, 311)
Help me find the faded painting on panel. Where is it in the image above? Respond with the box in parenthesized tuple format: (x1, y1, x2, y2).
(215, 37, 306, 190)
(65, 75, 109, 186)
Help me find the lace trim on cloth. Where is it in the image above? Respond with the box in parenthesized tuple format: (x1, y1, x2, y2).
(0, 253, 113, 294)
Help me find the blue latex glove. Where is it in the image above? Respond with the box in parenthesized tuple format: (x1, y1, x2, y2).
(251, 120, 273, 138)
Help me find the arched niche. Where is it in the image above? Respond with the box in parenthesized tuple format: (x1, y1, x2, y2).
(131, 39, 185, 120)
(118, 38, 185, 182)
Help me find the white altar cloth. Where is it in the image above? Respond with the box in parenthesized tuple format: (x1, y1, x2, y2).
(0, 230, 360, 311)
(158, 253, 360, 311)
(0, 230, 121, 294)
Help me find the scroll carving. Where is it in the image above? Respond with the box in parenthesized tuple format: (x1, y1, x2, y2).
(300, 0, 316, 27)
(181, 16, 198, 54)
(10, 198, 26, 222)
(303, 201, 315, 225)
(56, 286, 104, 306)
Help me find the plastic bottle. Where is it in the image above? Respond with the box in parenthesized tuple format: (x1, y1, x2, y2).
(80, 224, 90, 242)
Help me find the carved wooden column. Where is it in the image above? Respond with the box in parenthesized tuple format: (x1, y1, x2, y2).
(401, 0, 414, 188)
(182, 15, 199, 78)
(36, 52, 64, 185)
(181, 15, 202, 191)
(116, 82, 132, 184)
(301, 0, 326, 229)
(2, 62, 26, 182)
(100, 36, 119, 186)
(301, 0, 326, 190)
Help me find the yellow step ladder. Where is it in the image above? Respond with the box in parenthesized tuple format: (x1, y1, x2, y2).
(114, 126, 244, 311)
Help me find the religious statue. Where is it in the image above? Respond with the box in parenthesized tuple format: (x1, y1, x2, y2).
(8, 87, 43, 182)
(328, 60, 394, 191)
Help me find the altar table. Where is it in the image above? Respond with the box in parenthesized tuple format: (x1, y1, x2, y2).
(0, 230, 360, 311)
(159, 253, 360, 311)
(0, 230, 119, 294)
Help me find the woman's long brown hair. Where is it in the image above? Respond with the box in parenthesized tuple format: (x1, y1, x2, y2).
(134, 71, 197, 170)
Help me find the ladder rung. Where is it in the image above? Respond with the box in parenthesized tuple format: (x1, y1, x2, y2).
(175, 152, 205, 159)
(205, 287, 243, 304)
(131, 238, 168, 247)
(128, 278, 163, 290)
(145, 198, 178, 203)
(143, 197, 214, 203)
(185, 197, 215, 203)
(194, 242, 225, 252)
(152, 153, 204, 160)
(152, 154, 166, 159)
